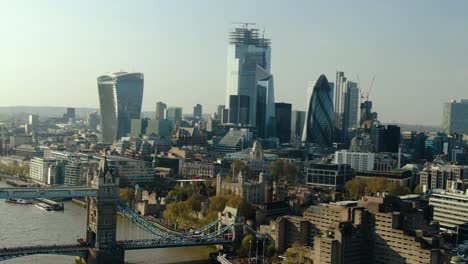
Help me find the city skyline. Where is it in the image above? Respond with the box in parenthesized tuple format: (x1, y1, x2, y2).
(0, 1, 467, 126)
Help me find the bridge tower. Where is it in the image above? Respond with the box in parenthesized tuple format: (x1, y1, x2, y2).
(84, 155, 124, 264)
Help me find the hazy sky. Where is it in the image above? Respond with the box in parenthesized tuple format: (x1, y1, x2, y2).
(0, 0, 467, 125)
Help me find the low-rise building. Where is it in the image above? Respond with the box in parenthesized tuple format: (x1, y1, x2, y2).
(334, 150, 374, 172)
(305, 161, 354, 191)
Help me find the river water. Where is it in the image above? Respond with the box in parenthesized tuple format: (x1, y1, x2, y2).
(0, 180, 215, 264)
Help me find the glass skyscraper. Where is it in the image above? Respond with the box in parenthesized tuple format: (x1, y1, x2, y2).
(98, 72, 144, 143)
(443, 99, 468, 135)
(302, 75, 334, 146)
(225, 24, 275, 138)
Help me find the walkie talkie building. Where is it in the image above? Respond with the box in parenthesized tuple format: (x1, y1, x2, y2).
(98, 72, 144, 144)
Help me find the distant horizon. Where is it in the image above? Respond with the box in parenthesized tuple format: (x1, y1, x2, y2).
(0, 105, 444, 129)
(1, 1, 467, 127)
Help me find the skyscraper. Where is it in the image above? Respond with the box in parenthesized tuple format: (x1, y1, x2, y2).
(166, 107, 182, 125)
(155, 101, 167, 120)
(342, 81, 359, 139)
(225, 24, 275, 138)
(335, 71, 359, 143)
(302, 75, 334, 146)
(97, 72, 144, 144)
(216, 105, 225, 119)
(291, 110, 305, 146)
(275, 103, 292, 144)
(442, 99, 468, 134)
(193, 104, 203, 118)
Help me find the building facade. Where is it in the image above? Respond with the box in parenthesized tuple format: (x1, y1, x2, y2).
(275, 103, 292, 144)
(305, 162, 353, 191)
(334, 150, 375, 172)
(155, 101, 167, 120)
(225, 25, 275, 138)
(302, 75, 334, 146)
(443, 99, 468, 135)
(98, 72, 144, 143)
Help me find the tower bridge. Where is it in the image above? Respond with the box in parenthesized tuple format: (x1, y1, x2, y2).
(0, 157, 255, 264)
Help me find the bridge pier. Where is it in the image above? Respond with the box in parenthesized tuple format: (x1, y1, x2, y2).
(85, 248, 125, 264)
(84, 156, 124, 264)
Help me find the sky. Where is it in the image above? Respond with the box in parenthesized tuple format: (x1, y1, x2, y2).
(0, 0, 467, 126)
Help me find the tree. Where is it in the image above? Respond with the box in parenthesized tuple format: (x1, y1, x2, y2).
(186, 193, 203, 219)
(268, 160, 297, 184)
(119, 188, 135, 205)
(227, 195, 253, 219)
(414, 184, 424, 195)
(209, 194, 228, 212)
(239, 234, 255, 257)
(229, 160, 251, 179)
(163, 201, 192, 229)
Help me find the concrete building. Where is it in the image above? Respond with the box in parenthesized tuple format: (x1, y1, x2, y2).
(420, 163, 467, 191)
(30, 157, 63, 184)
(334, 150, 375, 172)
(443, 99, 468, 135)
(429, 189, 468, 241)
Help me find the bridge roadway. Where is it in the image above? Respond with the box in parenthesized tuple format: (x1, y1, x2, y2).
(0, 186, 97, 199)
(0, 238, 232, 262)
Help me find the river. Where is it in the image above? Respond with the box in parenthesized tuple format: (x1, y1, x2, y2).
(0, 180, 215, 264)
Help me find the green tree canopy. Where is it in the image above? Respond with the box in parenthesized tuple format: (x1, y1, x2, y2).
(268, 160, 297, 184)
(345, 177, 411, 199)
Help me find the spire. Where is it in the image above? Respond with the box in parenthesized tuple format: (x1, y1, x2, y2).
(98, 149, 111, 178)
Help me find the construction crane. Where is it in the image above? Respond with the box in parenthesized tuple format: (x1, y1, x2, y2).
(357, 74, 376, 102)
(232, 22, 256, 29)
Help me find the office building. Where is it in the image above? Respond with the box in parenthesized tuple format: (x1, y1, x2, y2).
(302, 75, 334, 146)
(360, 101, 378, 127)
(225, 25, 275, 138)
(166, 107, 182, 125)
(305, 162, 353, 191)
(30, 157, 62, 184)
(93, 155, 154, 185)
(384, 125, 401, 152)
(334, 150, 375, 172)
(97, 72, 144, 143)
(291, 110, 305, 147)
(146, 119, 172, 137)
(216, 105, 225, 120)
(130, 118, 149, 137)
(193, 104, 202, 118)
(419, 163, 467, 191)
(216, 128, 253, 154)
(342, 81, 359, 141)
(443, 99, 468, 135)
(87, 112, 100, 131)
(155, 101, 167, 120)
(28, 114, 39, 129)
(334, 71, 359, 143)
(429, 189, 468, 241)
(275, 103, 292, 144)
(63, 107, 75, 121)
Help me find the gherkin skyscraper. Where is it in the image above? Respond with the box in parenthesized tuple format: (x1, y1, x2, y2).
(302, 75, 334, 146)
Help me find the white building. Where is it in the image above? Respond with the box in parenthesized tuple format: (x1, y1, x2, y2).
(429, 189, 468, 240)
(334, 150, 374, 172)
(30, 157, 61, 184)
